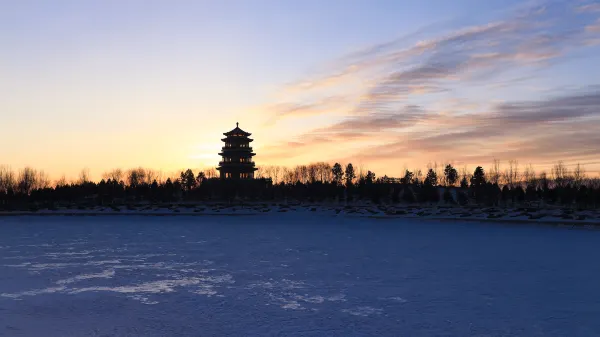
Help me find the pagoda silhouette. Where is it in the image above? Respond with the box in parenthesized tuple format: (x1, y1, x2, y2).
(217, 123, 257, 179)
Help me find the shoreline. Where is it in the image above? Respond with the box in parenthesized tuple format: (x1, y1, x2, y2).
(1, 205, 600, 228)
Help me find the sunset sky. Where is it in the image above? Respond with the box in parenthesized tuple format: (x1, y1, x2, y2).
(2, 0, 600, 180)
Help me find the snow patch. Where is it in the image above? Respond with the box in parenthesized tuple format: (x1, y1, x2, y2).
(248, 279, 306, 290)
(294, 294, 325, 304)
(56, 269, 116, 285)
(281, 301, 305, 310)
(128, 295, 159, 305)
(69, 277, 203, 295)
(386, 296, 408, 303)
(85, 260, 121, 266)
(28, 263, 82, 270)
(342, 306, 383, 317)
(327, 294, 347, 302)
(1, 286, 66, 299)
(191, 285, 218, 297)
(45, 251, 92, 257)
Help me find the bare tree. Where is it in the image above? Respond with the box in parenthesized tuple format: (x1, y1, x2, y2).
(127, 168, 147, 187)
(37, 170, 50, 189)
(357, 163, 365, 182)
(522, 164, 537, 187)
(299, 165, 308, 183)
(103, 168, 124, 182)
(552, 161, 570, 188)
(255, 166, 264, 179)
(0, 166, 16, 193)
(55, 175, 68, 188)
(317, 162, 332, 183)
(510, 160, 519, 188)
(291, 166, 301, 183)
(204, 168, 218, 179)
(413, 168, 423, 184)
(308, 163, 318, 183)
(264, 166, 273, 183)
(17, 167, 38, 195)
(573, 163, 586, 188)
(282, 167, 294, 184)
(489, 159, 501, 185)
(155, 170, 166, 184)
(79, 168, 91, 184)
(501, 160, 519, 188)
(273, 166, 281, 184)
(460, 166, 469, 182)
(145, 169, 158, 184)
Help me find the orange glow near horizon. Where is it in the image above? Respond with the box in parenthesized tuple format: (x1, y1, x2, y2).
(2, 1, 600, 181)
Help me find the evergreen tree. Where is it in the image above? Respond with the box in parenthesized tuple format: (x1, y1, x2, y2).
(501, 185, 510, 203)
(345, 163, 356, 187)
(424, 169, 438, 187)
(196, 171, 206, 185)
(444, 164, 458, 186)
(470, 166, 486, 188)
(365, 171, 376, 184)
(332, 163, 344, 186)
(180, 169, 196, 191)
(460, 176, 469, 188)
(400, 170, 413, 185)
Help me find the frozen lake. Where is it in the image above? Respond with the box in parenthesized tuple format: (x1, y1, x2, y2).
(1, 215, 599, 336)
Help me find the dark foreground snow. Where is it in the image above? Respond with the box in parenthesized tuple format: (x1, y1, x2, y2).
(1, 215, 599, 337)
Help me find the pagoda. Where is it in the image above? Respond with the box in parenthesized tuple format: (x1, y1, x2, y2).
(217, 123, 257, 179)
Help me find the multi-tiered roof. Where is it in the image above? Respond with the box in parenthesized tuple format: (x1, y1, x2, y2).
(217, 123, 257, 179)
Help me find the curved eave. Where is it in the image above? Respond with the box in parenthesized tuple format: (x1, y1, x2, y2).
(217, 168, 258, 172)
(219, 151, 255, 156)
(221, 138, 253, 142)
(217, 166, 258, 171)
(223, 126, 252, 136)
(223, 132, 252, 136)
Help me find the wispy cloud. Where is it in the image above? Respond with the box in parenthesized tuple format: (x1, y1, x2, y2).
(348, 89, 600, 166)
(256, 0, 600, 173)
(265, 95, 349, 119)
(587, 19, 600, 32)
(576, 3, 600, 13)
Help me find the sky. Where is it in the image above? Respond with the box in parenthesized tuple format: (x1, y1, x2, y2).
(1, 0, 600, 180)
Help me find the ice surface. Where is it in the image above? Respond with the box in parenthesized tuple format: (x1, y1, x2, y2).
(1, 215, 600, 336)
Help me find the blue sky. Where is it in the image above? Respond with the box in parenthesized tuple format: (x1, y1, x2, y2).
(1, 0, 600, 180)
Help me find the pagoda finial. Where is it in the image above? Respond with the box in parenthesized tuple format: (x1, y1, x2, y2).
(236, 122, 239, 127)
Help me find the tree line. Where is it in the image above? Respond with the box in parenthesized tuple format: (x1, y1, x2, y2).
(1, 160, 599, 210)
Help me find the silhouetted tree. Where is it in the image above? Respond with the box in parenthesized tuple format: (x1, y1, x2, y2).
(196, 171, 206, 185)
(17, 167, 38, 195)
(444, 164, 458, 186)
(332, 163, 344, 186)
(501, 185, 510, 203)
(470, 166, 486, 188)
(424, 169, 437, 187)
(345, 163, 356, 187)
(365, 171, 376, 184)
(1, 159, 599, 211)
(400, 170, 413, 185)
(513, 185, 525, 203)
(443, 189, 455, 204)
(460, 176, 469, 188)
(180, 169, 196, 191)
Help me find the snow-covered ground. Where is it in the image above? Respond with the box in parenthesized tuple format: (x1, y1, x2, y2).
(1, 214, 600, 336)
(3, 203, 600, 226)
